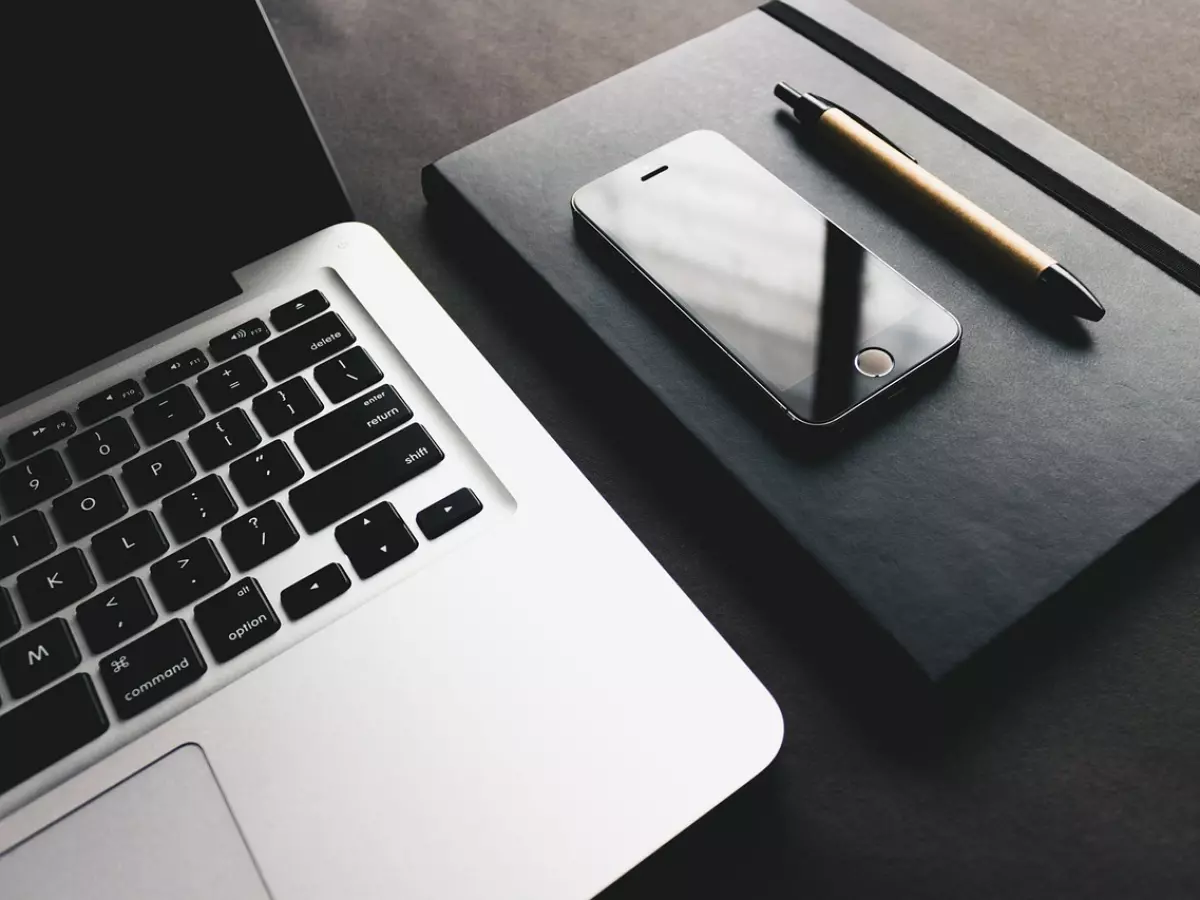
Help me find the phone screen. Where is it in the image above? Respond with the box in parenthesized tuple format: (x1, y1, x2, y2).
(573, 131, 959, 424)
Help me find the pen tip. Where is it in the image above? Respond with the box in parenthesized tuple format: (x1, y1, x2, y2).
(1039, 263, 1105, 321)
(774, 82, 804, 108)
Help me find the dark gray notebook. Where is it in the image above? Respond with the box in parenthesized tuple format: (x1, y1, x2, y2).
(423, 0, 1200, 677)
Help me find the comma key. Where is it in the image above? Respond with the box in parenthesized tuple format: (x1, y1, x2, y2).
(100, 619, 206, 720)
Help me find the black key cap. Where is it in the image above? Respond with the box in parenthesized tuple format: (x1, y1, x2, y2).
(122, 440, 195, 506)
(314, 347, 384, 404)
(133, 384, 205, 445)
(290, 425, 444, 533)
(66, 417, 140, 480)
(91, 511, 169, 581)
(145, 348, 208, 393)
(0, 674, 108, 794)
(228, 441, 303, 506)
(189, 409, 260, 471)
(209, 318, 271, 362)
(258, 312, 355, 380)
(100, 619, 206, 720)
(334, 503, 418, 578)
(161, 475, 238, 543)
(250, 377, 323, 436)
(17, 549, 96, 621)
(51, 475, 128, 542)
(0, 586, 18, 643)
(7, 411, 76, 460)
(76, 578, 157, 654)
(0, 450, 72, 515)
(281, 563, 351, 621)
(196, 355, 268, 413)
(269, 289, 329, 331)
(221, 501, 299, 572)
(77, 380, 143, 426)
(0, 510, 56, 579)
(416, 488, 484, 540)
(150, 538, 230, 612)
(294, 385, 412, 470)
(0, 619, 80, 698)
(194, 578, 280, 663)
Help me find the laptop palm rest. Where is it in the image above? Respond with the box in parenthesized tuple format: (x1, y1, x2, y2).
(0, 744, 270, 900)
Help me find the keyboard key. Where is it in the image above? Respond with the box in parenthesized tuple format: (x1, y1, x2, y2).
(289, 424, 444, 533)
(416, 488, 483, 540)
(145, 348, 208, 393)
(258, 312, 355, 380)
(280, 563, 351, 621)
(251, 377, 323, 436)
(0, 587, 18, 643)
(51, 475, 128, 542)
(161, 475, 238, 543)
(77, 380, 144, 426)
(221, 501, 298, 572)
(76, 578, 158, 654)
(91, 511, 169, 581)
(133, 384, 205, 445)
(0, 510, 57, 579)
(100, 619, 206, 720)
(0, 450, 72, 515)
(314, 347, 384, 404)
(269, 289, 329, 331)
(0, 674, 108, 794)
(17, 548, 96, 621)
(7, 411, 76, 460)
(209, 318, 271, 362)
(67, 417, 140, 480)
(294, 385, 412, 470)
(334, 502, 418, 578)
(189, 409, 260, 471)
(194, 578, 280, 663)
(0, 619, 80, 699)
(196, 354, 268, 413)
(150, 538, 230, 612)
(228, 441, 303, 506)
(122, 440, 196, 506)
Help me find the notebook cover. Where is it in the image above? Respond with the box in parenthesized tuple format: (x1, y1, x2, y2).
(422, 0, 1200, 677)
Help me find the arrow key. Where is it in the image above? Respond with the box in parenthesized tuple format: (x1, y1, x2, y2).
(334, 501, 417, 579)
(77, 577, 158, 654)
(416, 488, 483, 540)
(150, 538, 230, 612)
(280, 563, 351, 620)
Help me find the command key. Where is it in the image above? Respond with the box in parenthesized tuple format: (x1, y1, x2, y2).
(100, 619, 207, 720)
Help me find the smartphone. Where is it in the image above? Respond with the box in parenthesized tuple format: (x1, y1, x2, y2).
(571, 131, 961, 430)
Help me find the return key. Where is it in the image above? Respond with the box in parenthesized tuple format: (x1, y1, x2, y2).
(294, 384, 412, 469)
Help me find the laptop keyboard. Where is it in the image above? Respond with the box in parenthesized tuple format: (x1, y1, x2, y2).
(0, 285, 494, 799)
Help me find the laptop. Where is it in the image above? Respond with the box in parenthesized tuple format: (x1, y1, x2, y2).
(0, 3, 781, 898)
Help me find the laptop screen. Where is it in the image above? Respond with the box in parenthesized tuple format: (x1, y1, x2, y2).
(2, 1, 352, 409)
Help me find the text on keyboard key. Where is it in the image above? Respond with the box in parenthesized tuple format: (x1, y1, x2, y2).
(257, 312, 355, 380)
(133, 384, 205, 446)
(281, 563, 351, 621)
(100, 619, 206, 720)
(0, 510, 57, 579)
(51, 475, 128, 542)
(228, 441, 303, 506)
(294, 384, 411, 469)
(209, 318, 270, 362)
(151, 538, 230, 612)
(0, 618, 81, 699)
(313, 346, 384, 404)
(289, 424, 444, 533)
(189, 409, 261, 471)
(122, 440, 196, 506)
(334, 502, 418, 579)
(91, 511, 169, 581)
(0, 450, 72, 515)
(269, 289, 329, 331)
(196, 354, 268, 413)
(17, 547, 96, 621)
(161, 474, 238, 543)
(221, 501, 299, 572)
(77, 379, 143, 426)
(0, 674, 109, 794)
(76, 578, 158, 655)
(251, 377, 323, 436)
(145, 348, 208, 393)
(194, 578, 280, 663)
(7, 411, 76, 460)
(67, 417, 140, 480)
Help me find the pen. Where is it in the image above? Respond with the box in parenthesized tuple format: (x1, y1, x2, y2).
(774, 82, 1105, 322)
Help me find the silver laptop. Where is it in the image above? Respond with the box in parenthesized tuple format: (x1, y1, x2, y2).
(0, 4, 781, 898)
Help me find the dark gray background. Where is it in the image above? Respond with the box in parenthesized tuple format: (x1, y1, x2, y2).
(263, 1, 1199, 897)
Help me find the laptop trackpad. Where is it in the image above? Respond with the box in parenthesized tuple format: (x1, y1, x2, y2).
(0, 744, 270, 900)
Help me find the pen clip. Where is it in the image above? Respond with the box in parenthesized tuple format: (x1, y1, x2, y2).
(809, 95, 918, 163)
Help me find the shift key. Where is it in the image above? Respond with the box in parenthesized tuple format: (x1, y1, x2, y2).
(257, 312, 355, 380)
(100, 619, 207, 720)
(294, 385, 412, 469)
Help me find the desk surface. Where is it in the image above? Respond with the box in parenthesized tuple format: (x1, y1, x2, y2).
(265, 1, 1199, 896)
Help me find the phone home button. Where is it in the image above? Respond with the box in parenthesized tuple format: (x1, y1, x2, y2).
(854, 347, 894, 378)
